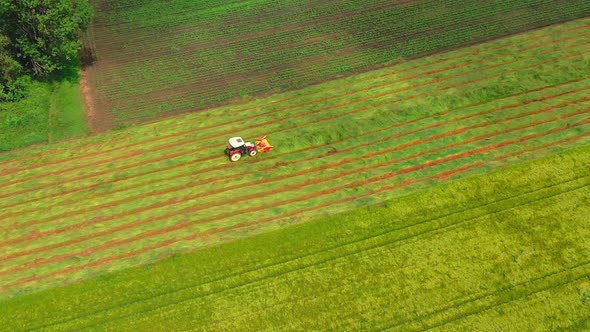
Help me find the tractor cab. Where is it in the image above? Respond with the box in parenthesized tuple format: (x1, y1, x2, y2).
(227, 137, 245, 149)
(225, 136, 257, 162)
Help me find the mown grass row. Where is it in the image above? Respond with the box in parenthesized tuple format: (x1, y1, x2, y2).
(86, 0, 590, 126)
(0, 47, 587, 214)
(0, 144, 587, 331)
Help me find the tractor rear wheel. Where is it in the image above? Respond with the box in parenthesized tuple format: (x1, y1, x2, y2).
(230, 152, 242, 162)
(249, 149, 257, 157)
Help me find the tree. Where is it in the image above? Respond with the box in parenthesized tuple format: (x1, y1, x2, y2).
(0, 0, 92, 77)
(0, 33, 20, 81)
(0, 32, 26, 101)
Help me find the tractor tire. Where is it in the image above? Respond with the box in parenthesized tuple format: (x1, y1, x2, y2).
(249, 149, 257, 157)
(230, 152, 242, 162)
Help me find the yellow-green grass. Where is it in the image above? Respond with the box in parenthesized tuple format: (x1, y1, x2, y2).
(0, 19, 589, 299)
(0, 144, 588, 331)
(85, 0, 590, 127)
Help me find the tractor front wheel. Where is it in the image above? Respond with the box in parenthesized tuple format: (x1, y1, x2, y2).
(230, 152, 242, 162)
(249, 149, 257, 157)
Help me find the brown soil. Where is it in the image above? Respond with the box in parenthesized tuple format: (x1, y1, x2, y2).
(80, 61, 113, 133)
(80, 69, 96, 132)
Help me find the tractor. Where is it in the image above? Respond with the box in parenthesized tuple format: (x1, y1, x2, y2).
(225, 136, 273, 162)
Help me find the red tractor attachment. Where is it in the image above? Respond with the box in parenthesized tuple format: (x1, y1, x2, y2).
(255, 135, 273, 153)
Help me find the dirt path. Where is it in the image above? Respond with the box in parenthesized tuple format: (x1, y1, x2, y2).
(80, 69, 96, 133)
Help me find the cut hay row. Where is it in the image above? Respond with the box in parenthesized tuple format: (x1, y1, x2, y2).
(1, 136, 586, 296)
(4, 106, 586, 246)
(1, 77, 588, 216)
(0, 164, 482, 294)
(2, 78, 585, 216)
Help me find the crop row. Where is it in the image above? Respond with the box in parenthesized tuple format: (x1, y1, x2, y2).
(85, 18, 585, 130)
(100, 26, 588, 108)
(93, 0, 585, 63)
(101, 33, 590, 124)
(92, 0, 402, 55)
(86, 1, 590, 125)
(94, 9, 586, 98)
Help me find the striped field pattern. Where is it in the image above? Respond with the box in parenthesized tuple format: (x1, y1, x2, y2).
(0, 18, 589, 298)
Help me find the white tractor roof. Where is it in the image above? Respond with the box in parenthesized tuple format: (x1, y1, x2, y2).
(228, 137, 245, 148)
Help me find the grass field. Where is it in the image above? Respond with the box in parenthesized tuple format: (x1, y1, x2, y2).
(84, 0, 590, 129)
(0, 74, 89, 152)
(0, 18, 589, 300)
(0, 145, 588, 330)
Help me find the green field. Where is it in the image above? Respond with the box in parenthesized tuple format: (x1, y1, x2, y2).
(0, 18, 589, 301)
(0, 144, 588, 330)
(85, 0, 590, 129)
(0, 75, 88, 152)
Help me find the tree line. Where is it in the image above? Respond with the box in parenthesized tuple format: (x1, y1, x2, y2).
(0, 0, 92, 101)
